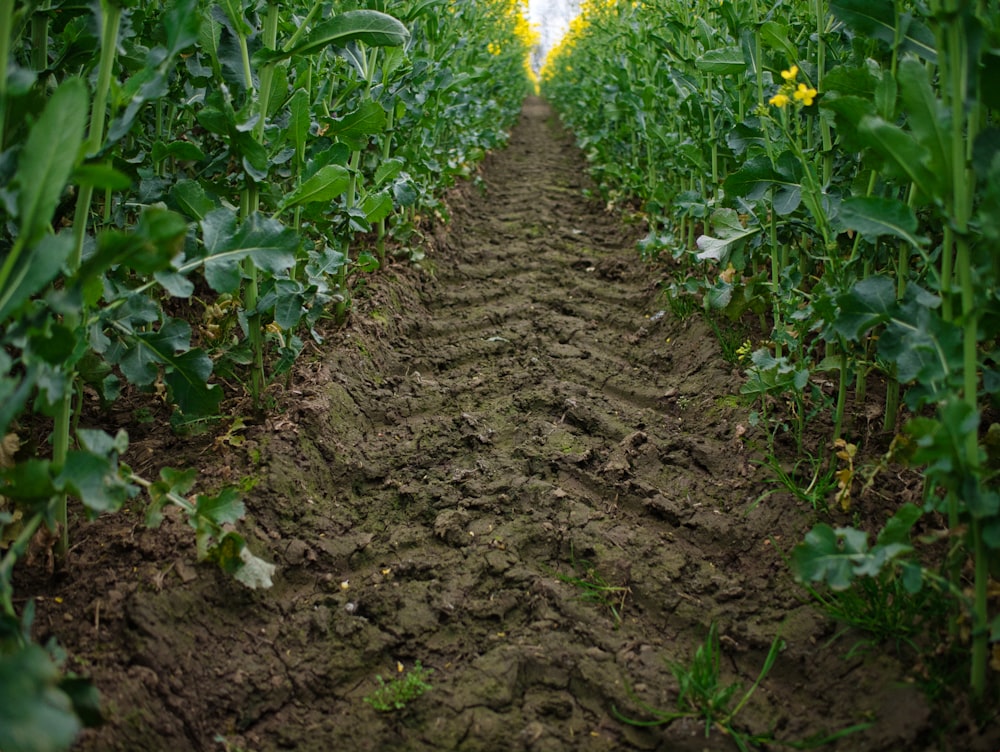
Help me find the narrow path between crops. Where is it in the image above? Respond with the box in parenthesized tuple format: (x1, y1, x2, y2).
(33, 98, 965, 751)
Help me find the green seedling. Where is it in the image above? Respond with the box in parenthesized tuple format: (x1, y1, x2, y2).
(750, 450, 838, 513)
(556, 547, 630, 628)
(364, 661, 434, 712)
(614, 623, 783, 751)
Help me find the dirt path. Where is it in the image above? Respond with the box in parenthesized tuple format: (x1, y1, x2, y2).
(23, 98, 992, 751)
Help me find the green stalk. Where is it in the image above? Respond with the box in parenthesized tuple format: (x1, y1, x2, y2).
(883, 184, 916, 431)
(334, 147, 363, 324)
(706, 73, 718, 192)
(832, 349, 847, 442)
(282, 0, 323, 52)
(55, 0, 122, 561)
(0, 0, 13, 149)
(335, 43, 378, 324)
(236, 5, 279, 409)
(69, 0, 122, 271)
(814, 0, 832, 186)
(942, 6, 985, 698)
(31, 11, 48, 72)
(768, 190, 782, 360)
(376, 103, 395, 266)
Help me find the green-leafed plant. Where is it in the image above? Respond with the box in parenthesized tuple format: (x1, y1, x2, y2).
(614, 624, 790, 751)
(543, 0, 1000, 702)
(363, 661, 434, 712)
(1, 0, 536, 744)
(556, 547, 631, 628)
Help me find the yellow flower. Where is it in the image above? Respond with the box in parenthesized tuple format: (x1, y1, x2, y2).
(487, 41, 501, 55)
(780, 65, 798, 81)
(794, 82, 817, 106)
(769, 93, 790, 108)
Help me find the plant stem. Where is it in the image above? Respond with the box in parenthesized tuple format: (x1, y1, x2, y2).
(56, 0, 122, 562)
(70, 0, 123, 271)
(940, 3, 986, 697)
(0, 0, 13, 150)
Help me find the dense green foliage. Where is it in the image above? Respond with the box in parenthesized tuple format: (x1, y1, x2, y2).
(543, 0, 1000, 700)
(0, 0, 533, 745)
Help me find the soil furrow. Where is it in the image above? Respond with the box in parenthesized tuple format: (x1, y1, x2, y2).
(33, 97, 960, 752)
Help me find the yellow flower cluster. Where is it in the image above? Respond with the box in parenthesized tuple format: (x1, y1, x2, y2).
(768, 64, 817, 108)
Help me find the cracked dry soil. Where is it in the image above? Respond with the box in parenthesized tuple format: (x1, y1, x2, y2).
(18, 97, 997, 751)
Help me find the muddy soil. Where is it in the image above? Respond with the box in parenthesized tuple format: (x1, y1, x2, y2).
(16, 98, 998, 751)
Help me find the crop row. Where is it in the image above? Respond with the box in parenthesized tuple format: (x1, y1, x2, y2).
(0, 0, 535, 746)
(543, 0, 1000, 703)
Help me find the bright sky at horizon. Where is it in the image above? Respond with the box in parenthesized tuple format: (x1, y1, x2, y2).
(527, 0, 579, 64)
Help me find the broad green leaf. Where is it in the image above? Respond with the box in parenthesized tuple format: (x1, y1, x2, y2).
(77, 207, 188, 280)
(59, 449, 131, 513)
(325, 101, 387, 150)
(164, 350, 222, 416)
(374, 157, 405, 187)
(287, 88, 311, 159)
(218, 0, 252, 37)
(875, 503, 922, 547)
(194, 487, 245, 527)
(30, 322, 78, 366)
(0, 363, 37, 437)
(738, 29, 759, 82)
(278, 165, 351, 211)
(107, 68, 171, 144)
(0, 458, 58, 504)
(759, 21, 798, 68)
(401, 0, 444, 22)
(897, 57, 951, 181)
(857, 114, 939, 197)
(722, 155, 782, 200)
(168, 179, 218, 221)
(14, 78, 87, 246)
(874, 68, 897, 120)
(117, 317, 193, 386)
(792, 524, 868, 591)
(821, 94, 878, 153)
(77, 428, 129, 456)
(306, 246, 347, 279)
(258, 10, 409, 64)
(0, 232, 73, 321)
(853, 542, 913, 577)
(146, 466, 198, 527)
(363, 191, 394, 224)
(830, 0, 936, 62)
(163, 0, 202, 57)
(695, 47, 745, 75)
(0, 645, 82, 752)
(71, 163, 132, 191)
(879, 292, 959, 387)
(154, 270, 196, 298)
(705, 280, 732, 310)
(57, 677, 102, 730)
(976, 131, 1000, 241)
(152, 140, 207, 164)
(695, 228, 758, 265)
(355, 251, 379, 273)
(822, 65, 878, 98)
(834, 275, 896, 340)
(835, 196, 925, 248)
(198, 209, 299, 293)
(983, 51, 1000, 111)
(272, 279, 305, 330)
